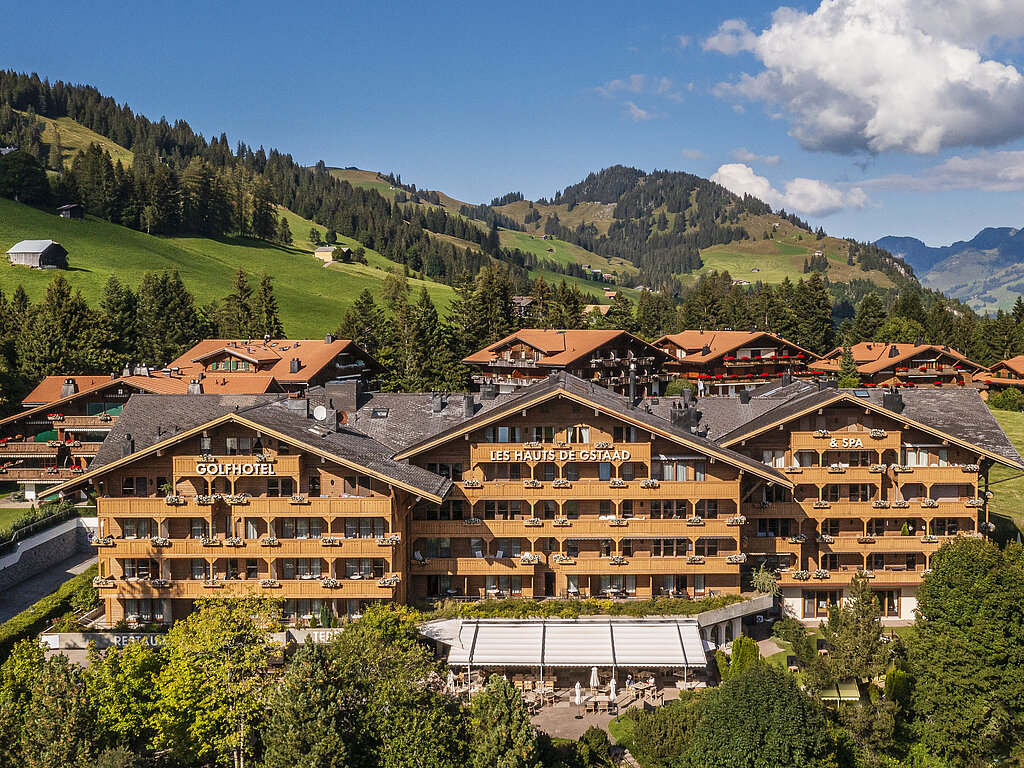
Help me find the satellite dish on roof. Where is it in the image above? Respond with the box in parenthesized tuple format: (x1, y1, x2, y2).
(313, 405, 328, 422)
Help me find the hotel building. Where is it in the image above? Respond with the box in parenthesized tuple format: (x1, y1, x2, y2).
(813, 342, 988, 389)
(49, 372, 1020, 628)
(0, 336, 380, 499)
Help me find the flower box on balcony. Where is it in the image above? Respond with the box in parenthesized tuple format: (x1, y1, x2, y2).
(817, 534, 834, 544)
(827, 465, 846, 474)
(379, 574, 401, 587)
(164, 495, 185, 505)
(377, 534, 401, 546)
(962, 464, 980, 473)
(195, 495, 220, 505)
(463, 517, 482, 526)
(259, 536, 280, 547)
(640, 478, 660, 489)
(200, 537, 220, 547)
(99, 414, 113, 423)
(965, 498, 984, 508)
(892, 500, 910, 508)
(609, 479, 627, 488)
(463, 480, 482, 489)
(524, 479, 543, 489)
(792, 570, 811, 581)
(551, 554, 576, 565)
(870, 429, 887, 439)
(202, 579, 223, 588)
(872, 500, 890, 509)
(321, 578, 340, 589)
(150, 536, 171, 547)
(92, 577, 115, 588)
(594, 441, 613, 449)
(686, 516, 704, 526)
(861, 570, 875, 578)
(921, 534, 940, 543)
(520, 553, 541, 565)
(980, 521, 996, 533)
(552, 479, 571, 489)
(553, 518, 571, 527)
(260, 579, 280, 588)
(726, 515, 746, 526)
(289, 495, 309, 505)
(891, 465, 912, 474)
(813, 501, 830, 509)
(687, 555, 705, 565)
(609, 555, 628, 565)
(784, 467, 803, 474)
(225, 537, 244, 547)
(608, 517, 629, 527)
(869, 465, 886, 473)
(151, 579, 171, 588)
(857, 536, 876, 544)
(726, 553, 747, 564)
(789, 534, 807, 544)
(813, 429, 830, 438)
(47, 413, 64, 422)
(813, 569, 831, 579)
(321, 537, 341, 546)
(523, 441, 542, 448)
(91, 536, 114, 547)
(225, 494, 250, 505)
(921, 499, 938, 508)
(524, 518, 544, 527)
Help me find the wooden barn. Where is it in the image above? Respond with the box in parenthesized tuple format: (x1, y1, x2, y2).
(6, 240, 69, 269)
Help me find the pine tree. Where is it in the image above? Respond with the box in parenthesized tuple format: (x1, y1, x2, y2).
(838, 345, 860, 387)
(276, 216, 292, 245)
(136, 269, 204, 365)
(250, 272, 284, 338)
(603, 293, 636, 332)
(851, 293, 886, 343)
(1013, 296, 1024, 326)
(99, 275, 138, 369)
(17, 274, 104, 377)
(20, 655, 98, 768)
(221, 269, 254, 338)
(469, 675, 541, 768)
(338, 289, 386, 356)
(820, 574, 887, 682)
(309, 227, 321, 246)
(250, 177, 277, 241)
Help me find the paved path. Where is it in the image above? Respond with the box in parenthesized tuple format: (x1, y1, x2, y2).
(758, 638, 784, 658)
(531, 704, 617, 739)
(0, 552, 96, 624)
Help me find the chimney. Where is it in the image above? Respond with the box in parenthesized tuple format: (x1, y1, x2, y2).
(110, 372, 118, 380)
(781, 372, 792, 385)
(324, 379, 360, 412)
(431, 392, 446, 413)
(680, 389, 695, 407)
(739, 389, 751, 404)
(463, 393, 475, 418)
(479, 384, 497, 401)
(628, 360, 637, 401)
(888, 345, 900, 358)
(289, 358, 301, 374)
(60, 378, 76, 398)
(161, 368, 172, 377)
(817, 379, 838, 391)
(883, 386, 905, 414)
(324, 333, 334, 344)
(914, 337, 925, 347)
(138, 364, 150, 377)
(122, 364, 132, 377)
(701, 344, 711, 355)
(669, 401, 699, 431)
(187, 379, 203, 395)
(121, 433, 135, 457)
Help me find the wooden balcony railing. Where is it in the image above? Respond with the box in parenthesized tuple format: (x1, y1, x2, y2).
(456, 479, 738, 502)
(411, 517, 744, 539)
(778, 568, 928, 587)
(105, 537, 398, 558)
(0, 468, 81, 482)
(95, 577, 396, 599)
(0, 441, 102, 457)
(98, 495, 393, 517)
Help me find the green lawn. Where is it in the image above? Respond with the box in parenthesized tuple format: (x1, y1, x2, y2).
(499, 229, 632, 278)
(987, 409, 1024, 536)
(0, 198, 454, 336)
(0, 507, 26, 531)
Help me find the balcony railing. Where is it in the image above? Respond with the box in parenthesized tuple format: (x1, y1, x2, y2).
(457, 479, 737, 502)
(95, 577, 395, 599)
(105, 537, 397, 558)
(98, 495, 392, 517)
(411, 517, 743, 539)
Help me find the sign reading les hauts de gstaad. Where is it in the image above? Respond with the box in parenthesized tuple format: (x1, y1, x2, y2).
(487, 448, 632, 462)
(195, 461, 277, 476)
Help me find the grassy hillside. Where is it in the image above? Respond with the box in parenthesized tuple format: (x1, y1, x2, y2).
(20, 111, 134, 169)
(0, 198, 454, 337)
(988, 409, 1024, 536)
(496, 199, 617, 237)
(327, 168, 470, 215)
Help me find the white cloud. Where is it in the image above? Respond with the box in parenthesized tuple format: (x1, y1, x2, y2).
(624, 101, 664, 122)
(706, 1, 1024, 154)
(702, 19, 756, 54)
(710, 163, 868, 217)
(733, 147, 781, 165)
(656, 77, 684, 103)
(677, 35, 691, 48)
(863, 150, 1024, 192)
(681, 148, 705, 160)
(597, 74, 647, 96)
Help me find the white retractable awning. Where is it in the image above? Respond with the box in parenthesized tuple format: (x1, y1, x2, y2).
(429, 617, 709, 669)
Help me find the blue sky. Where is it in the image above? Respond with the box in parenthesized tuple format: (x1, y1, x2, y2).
(7, 0, 1024, 246)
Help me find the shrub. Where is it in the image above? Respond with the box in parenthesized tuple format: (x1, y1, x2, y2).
(989, 388, 1024, 412)
(663, 379, 696, 397)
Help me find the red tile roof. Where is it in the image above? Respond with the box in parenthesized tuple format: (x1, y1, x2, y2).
(655, 331, 817, 363)
(463, 330, 670, 367)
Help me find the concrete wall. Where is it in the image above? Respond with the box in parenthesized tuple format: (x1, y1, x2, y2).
(0, 517, 97, 591)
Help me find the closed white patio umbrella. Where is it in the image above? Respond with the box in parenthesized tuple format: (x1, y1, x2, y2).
(590, 666, 599, 689)
(610, 677, 617, 701)
(575, 681, 583, 705)
(447, 670, 456, 691)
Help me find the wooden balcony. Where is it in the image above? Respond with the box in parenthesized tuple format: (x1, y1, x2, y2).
(52, 415, 117, 428)
(469, 441, 652, 467)
(778, 568, 928, 587)
(411, 517, 744, 539)
(96, 577, 396, 600)
(412, 557, 541, 575)
(98, 495, 393, 517)
(457, 479, 738, 503)
(555, 555, 741, 575)
(0, 441, 102, 457)
(742, 500, 976, 519)
(106, 537, 398, 558)
(788, 431, 900, 453)
(0, 468, 81, 482)
(820, 535, 950, 554)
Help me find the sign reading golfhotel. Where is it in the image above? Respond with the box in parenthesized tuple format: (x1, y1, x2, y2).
(195, 461, 277, 476)
(488, 447, 632, 462)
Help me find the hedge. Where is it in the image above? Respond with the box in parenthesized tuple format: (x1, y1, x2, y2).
(0, 563, 99, 662)
(421, 593, 746, 621)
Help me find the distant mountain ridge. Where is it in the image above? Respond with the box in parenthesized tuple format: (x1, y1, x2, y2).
(876, 228, 1024, 312)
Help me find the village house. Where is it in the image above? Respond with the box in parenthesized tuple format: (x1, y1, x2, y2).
(814, 342, 988, 389)
(6, 239, 68, 269)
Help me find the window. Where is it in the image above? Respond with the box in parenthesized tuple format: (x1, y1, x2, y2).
(494, 538, 522, 558)
(122, 558, 156, 579)
(427, 575, 452, 596)
(191, 559, 209, 580)
(803, 590, 841, 619)
(267, 477, 295, 497)
(693, 574, 705, 594)
(598, 462, 612, 481)
(613, 426, 638, 442)
(225, 437, 252, 455)
(652, 538, 689, 556)
(483, 501, 522, 520)
(821, 553, 839, 570)
(485, 426, 521, 443)
(763, 449, 786, 468)
(847, 451, 871, 467)
(651, 500, 687, 519)
(470, 538, 484, 557)
(283, 558, 323, 578)
(485, 575, 522, 595)
(424, 537, 451, 558)
(764, 484, 790, 503)
(902, 447, 929, 467)
(539, 463, 556, 481)
(124, 598, 161, 622)
(565, 463, 580, 481)
(190, 519, 209, 539)
(849, 484, 871, 502)
(199, 436, 212, 454)
(344, 518, 385, 538)
(599, 500, 612, 517)
(657, 461, 685, 481)
(121, 476, 146, 496)
(931, 518, 959, 536)
(427, 462, 464, 481)
(824, 485, 841, 503)
(874, 589, 900, 617)
(567, 540, 579, 557)
(566, 426, 590, 443)
(565, 500, 579, 519)
(566, 575, 580, 594)
(308, 476, 321, 497)
(245, 559, 258, 579)
(821, 519, 840, 536)
(694, 538, 718, 557)
(621, 500, 634, 518)
(695, 500, 718, 518)
(756, 518, 791, 538)
(866, 518, 888, 536)
(122, 518, 152, 539)
(620, 462, 634, 481)
(530, 426, 555, 442)
(343, 476, 371, 496)
(795, 451, 818, 468)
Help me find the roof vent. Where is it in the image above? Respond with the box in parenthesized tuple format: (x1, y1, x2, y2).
(888, 345, 900, 358)
(431, 392, 446, 413)
(701, 344, 711, 355)
(463, 393, 475, 418)
(914, 338, 925, 346)
(289, 358, 301, 374)
(60, 378, 77, 398)
(479, 384, 497, 401)
(325, 333, 335, 344)
(739, 389, 751, 404)
(187, 379, 203, 395)
(122, 364, 132, 377)
(883, 386, 904, 414)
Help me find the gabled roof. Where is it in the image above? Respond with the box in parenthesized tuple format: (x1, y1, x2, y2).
(715, 388, 1024, 469)
(991, 355, 1024, 377)
(22, 376, 114, 406)
(393, 372, 793, 487)
(51, 395, 450, 502)
(654, 330, 817, 363)
(817, 342, 987, 374)
(463, 330, 672, 368)
(167, 337, 385, 381)
(7, 239, 64, 254)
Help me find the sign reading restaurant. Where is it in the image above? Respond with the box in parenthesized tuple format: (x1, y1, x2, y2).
(488, 448, 632, 462)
